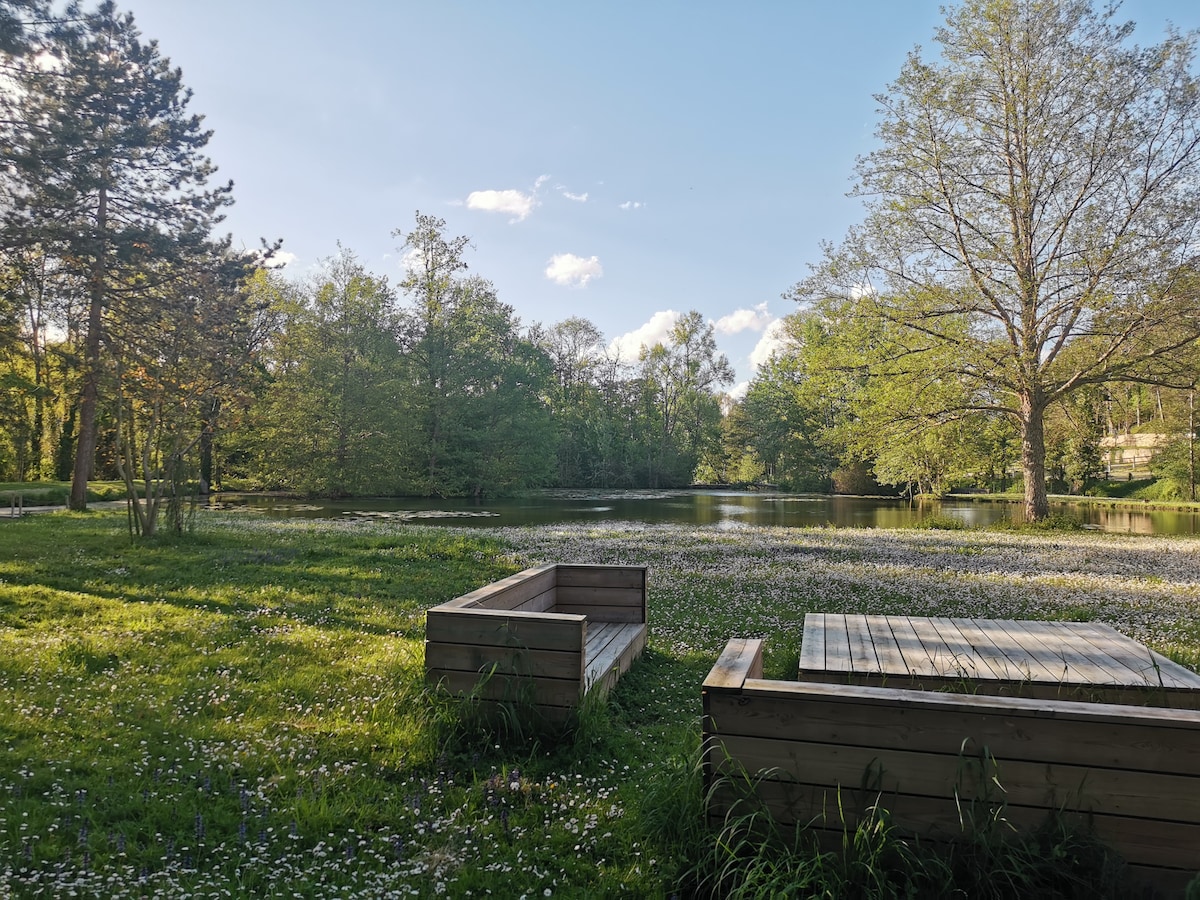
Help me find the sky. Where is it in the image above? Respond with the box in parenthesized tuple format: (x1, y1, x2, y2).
(123, 0, 1200, 397)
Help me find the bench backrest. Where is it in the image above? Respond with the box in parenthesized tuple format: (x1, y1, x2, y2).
(437, 564, 647, 623)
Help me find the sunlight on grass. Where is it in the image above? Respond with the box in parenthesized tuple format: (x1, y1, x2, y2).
(1, 512, 1198, 896)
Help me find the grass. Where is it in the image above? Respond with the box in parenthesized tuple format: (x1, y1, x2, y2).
(2, 512, 1199, 896)
(0, 480, 128, 505)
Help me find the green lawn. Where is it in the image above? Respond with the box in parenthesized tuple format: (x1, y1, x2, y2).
(2, 512, 1198, 897)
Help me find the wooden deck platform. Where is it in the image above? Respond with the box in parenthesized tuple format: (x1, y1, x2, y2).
(704, 632, 1200, 895)
(799, 613, 1200, 708)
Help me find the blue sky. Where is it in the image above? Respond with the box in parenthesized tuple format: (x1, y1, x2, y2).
(126, 0, 1200, 395)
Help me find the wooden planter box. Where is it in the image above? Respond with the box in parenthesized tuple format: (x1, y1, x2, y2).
(425, 564, 648, 718)
(703, 638, 1200, 897)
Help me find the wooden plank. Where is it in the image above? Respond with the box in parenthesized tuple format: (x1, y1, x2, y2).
(1017, 619, 1127, 686)
(556, 585, 645, 607)
(845, 615, 880, 676)
(798, 613, 826, 674)
(424, 641, 583, 681)
(709, 733, 1200, 822)
(705, 780, 1200, 874)
(554, 565, 647, 589)
(888, 616, 944, 678)
(585, 623, 647, 693)
(1065, 621, 1173, 685)
(947, 617, 1025, 682)
(427, 667, 581, 707)
(443, 564, 557, 610)
(425, 608, 585, 652)
(863, 615, 906, 676)
(823, 615, 852, 676)
(704, 687, 1200, 775)
(554, 601, 644, 623)
(511, 590, 557, 614)
(703, 638, 764, 690)
(1050, 621, 1153, 685)
(969, 618, 1060, 682)
(925, 618, 1000, 681)
(985, 619, 1075, 684)
(905, 616, 967, 680)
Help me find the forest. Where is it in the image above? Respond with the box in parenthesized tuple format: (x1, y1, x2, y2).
(3, 0, 1200, 531)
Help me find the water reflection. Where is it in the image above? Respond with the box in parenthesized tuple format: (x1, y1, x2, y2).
(208, 490, 1200, 536)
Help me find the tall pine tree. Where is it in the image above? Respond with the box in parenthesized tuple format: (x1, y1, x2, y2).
(1, 1, 234, 509)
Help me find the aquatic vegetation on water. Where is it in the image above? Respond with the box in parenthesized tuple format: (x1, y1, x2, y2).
(1, 514, 1197, 896)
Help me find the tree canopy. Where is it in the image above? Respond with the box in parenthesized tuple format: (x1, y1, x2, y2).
(792, 0, 1200, 519)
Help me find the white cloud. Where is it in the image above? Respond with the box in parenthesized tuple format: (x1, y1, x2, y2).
(749, 318, 790, 370)
(545, 253, 603, 288)
(619, 200, 643, 210)
(466, 188, 535, 222)
(608, 310, 680, 361)
(534, 174, 551, 191)
(728, 381, 751, 401)
(263, 250, 297, 270)
(562, 190, 589, 202)
(715, 302, 773, 335)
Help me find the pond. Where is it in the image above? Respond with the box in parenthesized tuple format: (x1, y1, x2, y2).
(207, 490, 1200, 536)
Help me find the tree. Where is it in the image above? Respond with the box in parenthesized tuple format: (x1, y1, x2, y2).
(1, 2, 235, 509)
(396, 214, 556, 496)
(248, 251, 402, 497)
(637, 311, 734, 487)
(792, 0, 1200, 520)
(111, 249, 263, 536)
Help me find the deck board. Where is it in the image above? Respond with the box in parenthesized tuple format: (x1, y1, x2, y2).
(798, 613, 1200, 707)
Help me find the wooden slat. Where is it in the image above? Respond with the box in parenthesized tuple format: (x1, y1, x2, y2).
(710, 733, 1200, 822)
(926, 618, 999, 681)
(968, 618, 1060, 682)
(705, 780, 1200, 874)
(823, 615, 852, 675)
(425, 608, 585, 652)
(706, 687, 1200, 775)
(555, 585, 644, 607)
(947, 617, 1025, 682)
(799, 613, 825, 674)
(554, 601, 644, 623)
(990, 619, 1091, 684)
(1065, 621, 1169, 685)
(845, 615, 879, 675)
(585, 623, 647, 693)
(863, 615, 905, 675)
(440, 565, 557, 611)
(703, 638, 764, 690)
(1017, 619, 1126, 685)
(888, 616, 943, 678)
(511, 590, 557, 614)
(426, 668, 581, 707)
(554, 565, 647, 589)
(424, 641, 583, 681)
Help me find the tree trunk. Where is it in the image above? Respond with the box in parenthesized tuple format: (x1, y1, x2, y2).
(69, 186, 107, 511)
(69, 293, 103, 510)
(1019, 391, 1049, 522)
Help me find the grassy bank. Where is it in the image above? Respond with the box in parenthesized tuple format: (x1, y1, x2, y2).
(2, 513, 1198, 897)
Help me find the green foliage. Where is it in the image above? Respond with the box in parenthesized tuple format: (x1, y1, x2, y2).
(2, 513, 1193, 895)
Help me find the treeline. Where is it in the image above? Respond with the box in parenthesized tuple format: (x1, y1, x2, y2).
(0, 2, 736, 519)
(218, 219, 735, 498)
(732, 311, 1200, 502)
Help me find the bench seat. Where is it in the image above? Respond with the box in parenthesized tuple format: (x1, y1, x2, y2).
(425, 564, 648, 719)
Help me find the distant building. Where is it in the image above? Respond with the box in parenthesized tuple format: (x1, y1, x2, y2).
(1099, 433, 1168, 478)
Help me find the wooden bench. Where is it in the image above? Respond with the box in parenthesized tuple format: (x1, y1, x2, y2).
(425, 564, 648, 719)
(703, 638, 1200, 896)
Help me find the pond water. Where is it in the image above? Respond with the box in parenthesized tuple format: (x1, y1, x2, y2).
(208, 490, 1200, 536)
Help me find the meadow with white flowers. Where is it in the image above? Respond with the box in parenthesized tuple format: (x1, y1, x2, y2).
(1, 512, 1197, 897)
